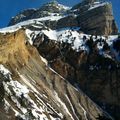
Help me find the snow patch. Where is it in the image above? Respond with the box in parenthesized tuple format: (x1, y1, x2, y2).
(42, 29, 57, 40)
(0, 64, 11, 75)
(25, 29, 40, 45)
(18, 73, 39, 94)
(0, 15, 63, 33)
(78, 103, 88, 120)
(40, 56, 48, 65)
(65, 95, 79, 120)
(54, 91, 74, 120)
(88, 2, 109, 10)
(1, 65, 57, 120)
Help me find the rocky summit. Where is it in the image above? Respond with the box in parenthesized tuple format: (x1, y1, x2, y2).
(0, 0, 120, 120)
(9, 0, 118, 35)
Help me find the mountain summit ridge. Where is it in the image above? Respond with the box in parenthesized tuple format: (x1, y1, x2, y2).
(8, 0, 118, 35)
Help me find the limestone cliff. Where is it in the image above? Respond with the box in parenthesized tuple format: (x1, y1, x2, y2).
(8, 0, 118, 35)
(75, 1, 118, 35)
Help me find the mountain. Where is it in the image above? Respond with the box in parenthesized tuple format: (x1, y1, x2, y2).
(0, 0, 120, 120)
(8, 0, 118, 35)
(8, 1, 70, 27)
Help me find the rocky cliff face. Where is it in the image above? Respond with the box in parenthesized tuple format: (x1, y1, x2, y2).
(76, 2, 118, 35)
(34, 34, 120, 119)
(8, 1, 70, 26)
(8, 0, 118, 35)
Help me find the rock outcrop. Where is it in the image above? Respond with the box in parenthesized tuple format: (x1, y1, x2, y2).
(56, 15, 78, 29)
(8, 9, 37, 26)
(8, 0, 118, 35)
(8, 1, 69, 26)
(75, 1, 118, 35)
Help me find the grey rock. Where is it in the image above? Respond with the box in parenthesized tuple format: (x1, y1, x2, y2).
(76, 2, 118, 35)
(33, 31, 120, 119)
(8, 8, 37, 26)
(8, 1, 118, 35)
(56, 15, 78, 29)
(8, 1, 69, 26)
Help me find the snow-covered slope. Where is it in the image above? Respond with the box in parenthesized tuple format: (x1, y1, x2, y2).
(0, 24, 115, 120)
(24, 23, 119, 61)
(0, 18, 119, 61)
(0, 15, 64, 33)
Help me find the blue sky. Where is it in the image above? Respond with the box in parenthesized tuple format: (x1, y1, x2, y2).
(0, 0, 120, 30)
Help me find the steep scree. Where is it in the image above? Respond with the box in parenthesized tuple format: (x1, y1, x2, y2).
(0, 29, 113, 120)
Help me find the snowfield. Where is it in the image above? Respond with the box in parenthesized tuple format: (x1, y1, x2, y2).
(88, 1, 109, 10)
